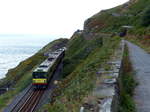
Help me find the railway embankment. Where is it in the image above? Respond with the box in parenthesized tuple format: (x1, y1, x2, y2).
(79, 40, 125, 112)
(40, 36, 121, 111)
(0, 38, 68, 111)
(78, 40, 136, 112)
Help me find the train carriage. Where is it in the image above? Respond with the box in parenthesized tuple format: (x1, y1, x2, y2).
(32, 48, 65, 89)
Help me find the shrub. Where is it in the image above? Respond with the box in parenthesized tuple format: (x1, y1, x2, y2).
(141, 6, 150, 27)
(62, 34, 103, 78)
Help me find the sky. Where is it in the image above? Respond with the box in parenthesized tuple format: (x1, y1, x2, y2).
(0, 0, 129, 38)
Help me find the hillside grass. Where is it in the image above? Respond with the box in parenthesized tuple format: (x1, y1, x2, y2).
(85, 12, 131, 34)
(118, 45, 137, 112)
(0, 38, 68, 111)
(62, 33, 103, 78)
(84, 0, 150, 43)
(41, 36, 121, 112)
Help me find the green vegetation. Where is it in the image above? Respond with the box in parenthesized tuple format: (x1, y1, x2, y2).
(141, 6, 150, 27)
(118, 45, 137, 112)
(41, 36, 121, 112)
(85, 11, 130, 33)
(0, 38, 68, 111)
(62, 33, 103, 78)
(84, 0, 150, 42)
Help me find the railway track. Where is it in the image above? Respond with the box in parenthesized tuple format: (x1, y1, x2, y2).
(9, 49, 65, 112)
(11, 89, 44, 112)
(18, 90, 44, 112)
(10, 86, 33, 112)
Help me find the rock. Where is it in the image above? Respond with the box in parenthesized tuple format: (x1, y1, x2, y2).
(80, 107, 84, 112)
(103, 78, 117, 84)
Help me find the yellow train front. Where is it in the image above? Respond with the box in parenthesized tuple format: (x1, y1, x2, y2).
(32, 71, 48, 89)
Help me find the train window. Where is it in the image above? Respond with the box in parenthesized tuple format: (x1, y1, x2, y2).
(32, 72, 47, 78)
(39, 65, 48, 68)
(48, 57, 54, 61)
(52, 52, 59, 55)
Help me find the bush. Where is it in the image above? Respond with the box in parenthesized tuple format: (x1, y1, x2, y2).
(62, 34, 103, 78)
(141, 6, 150, 27)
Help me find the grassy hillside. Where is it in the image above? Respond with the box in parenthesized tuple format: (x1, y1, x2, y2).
(41, 33, 121, 111)
(84, 0, 150, 51)
(62, 33, 103, 78)
(0, 38, 68, 111)
(85, 0, 150, 33)
(39, 0, 150, 111)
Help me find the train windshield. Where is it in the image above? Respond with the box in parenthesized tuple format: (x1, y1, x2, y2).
(32, 72, 47, 78)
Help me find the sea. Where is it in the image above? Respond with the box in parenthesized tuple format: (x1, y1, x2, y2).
(0, 35, 56, 79)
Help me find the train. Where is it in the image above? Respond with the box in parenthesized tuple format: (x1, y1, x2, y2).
(32, 47, 65, 89)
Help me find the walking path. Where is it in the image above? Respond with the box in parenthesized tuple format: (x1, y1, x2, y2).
(126, 41, 150, 112)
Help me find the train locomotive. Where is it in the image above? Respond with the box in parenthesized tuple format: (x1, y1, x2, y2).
(32, 48, 65, 89)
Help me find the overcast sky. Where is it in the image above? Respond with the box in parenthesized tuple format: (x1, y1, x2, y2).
(0, 0, 129, 38)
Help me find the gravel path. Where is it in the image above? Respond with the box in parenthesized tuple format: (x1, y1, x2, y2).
(126, 41, 150, 112)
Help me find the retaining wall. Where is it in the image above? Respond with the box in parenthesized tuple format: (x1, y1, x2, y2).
(80, 40, 125, 112)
